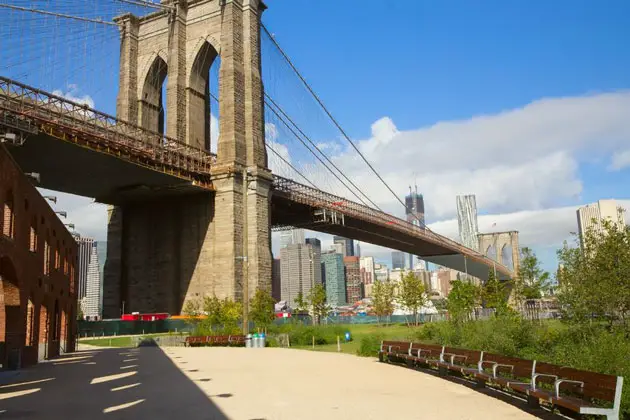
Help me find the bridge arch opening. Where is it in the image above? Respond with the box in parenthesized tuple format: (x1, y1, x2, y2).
(140, 55, 168, 135)
(188, 40, 220, 152)
(486, 244, 497, 262)
(501, 244, 514, 271)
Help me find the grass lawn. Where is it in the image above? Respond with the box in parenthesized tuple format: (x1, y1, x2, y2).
(79, 333, 178, 347)
(293, 323, 422, 355)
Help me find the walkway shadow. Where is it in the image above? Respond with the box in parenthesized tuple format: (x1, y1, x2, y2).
(0, 346, 228, 419)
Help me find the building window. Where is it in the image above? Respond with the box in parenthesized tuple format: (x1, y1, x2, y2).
(44, 239, 51, 275)
(64, 254, 69, 275)
(2, 192, 15, 239)
(55, 241, 60, 270)
(29, 219, 37, 252)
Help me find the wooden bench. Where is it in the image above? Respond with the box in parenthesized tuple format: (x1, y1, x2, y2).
(437, 346, 484, 377)
(378, 340, 411, 363)
(228, 335, 245, 346)
(184, 336, 207, 347)
(185, 335, 246, 347)
(404, 342, 444, 369)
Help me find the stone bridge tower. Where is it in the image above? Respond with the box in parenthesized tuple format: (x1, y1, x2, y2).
(103, 0, 272, 317)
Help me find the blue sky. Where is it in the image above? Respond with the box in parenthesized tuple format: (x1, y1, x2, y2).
(8, 0, 630, 274)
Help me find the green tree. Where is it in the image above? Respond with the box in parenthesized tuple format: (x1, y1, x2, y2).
(77, 304, 84, 321)
(558, 217, 630, 328)
(372, 280, 396, 323)
(294, 291, 307, 314)
(397, 271, 427, 325)
(483, 269, 512, 318)
(249, 289, 275, 330)
(307, 284, 329, 325)
(514, 247, 550, 302)
(447, 280, 480, 323)
(219, 298, 243, 334)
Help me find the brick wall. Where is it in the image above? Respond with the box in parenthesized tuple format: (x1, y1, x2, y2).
(0, 146, 78, 367)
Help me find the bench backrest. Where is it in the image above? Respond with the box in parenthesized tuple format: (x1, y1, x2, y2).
(558, 366, 620, 403)
(381, 340, 411, 354)
(409, 342, 443, 358)
(443, 346, 483, 367)
(483, 352, 535, 379)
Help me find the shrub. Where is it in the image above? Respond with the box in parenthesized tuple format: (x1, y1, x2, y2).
(357, 334, 383, 357)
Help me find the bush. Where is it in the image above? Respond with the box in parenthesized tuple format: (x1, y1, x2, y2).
(357, 334, 383, 357)
(269, 323, 346, 346)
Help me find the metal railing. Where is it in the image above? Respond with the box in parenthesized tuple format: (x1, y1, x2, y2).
(273, 175, 513, 277)
(0, 76, 216, 183)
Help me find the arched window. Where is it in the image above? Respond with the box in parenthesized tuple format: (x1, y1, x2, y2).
(2, 191, 15, 238)
(44, 238, 51, 275)
(29, 216, 37, 252)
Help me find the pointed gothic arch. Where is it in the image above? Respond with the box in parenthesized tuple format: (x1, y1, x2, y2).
(187, 40, 220, 151)
(140, 54, 168, 134)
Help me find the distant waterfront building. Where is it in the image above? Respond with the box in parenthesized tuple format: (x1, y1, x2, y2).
(374, 264, 389, 283)
(333, 236, 354, 257)
(391, 251, 405, 270)
(322, 252, 346, 306)
(360, 256, 375, 297)
(457, 195, 479, 251)
(577, 199, 626, 246)
(305, 237, 321, 252)
(280, 228, 305, 249)
(280, 243, 321, 308)
(344, 256, 362, 304)
(272, 258, 281, 302)
(436, 268, 458, 298)
(83, 245, 102, 319)
(356, 242, 361, 258)
(406, 186, 426, 269)
(77, 236, 95, 299)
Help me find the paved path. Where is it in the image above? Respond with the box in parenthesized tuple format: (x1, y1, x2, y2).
(0, 346, 543, 419)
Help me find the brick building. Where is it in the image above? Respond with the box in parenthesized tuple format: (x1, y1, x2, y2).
(0, 146, 78, 368)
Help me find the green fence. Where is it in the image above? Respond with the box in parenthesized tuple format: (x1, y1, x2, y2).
(78, 313, 447, 337)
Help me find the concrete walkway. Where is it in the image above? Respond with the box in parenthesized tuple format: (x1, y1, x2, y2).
(0, 346, 545, 419)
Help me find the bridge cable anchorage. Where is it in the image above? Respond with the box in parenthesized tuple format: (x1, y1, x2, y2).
(261, 22, 428, 230)
(0, 4, 118, 26)
(263, 93, 383, 212)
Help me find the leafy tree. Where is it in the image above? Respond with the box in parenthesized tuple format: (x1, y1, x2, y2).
(249, 289, 275, 330)
(219, 298, 243, 334)
(76, 304, 84, 321)
(558, 217, 630, 328)
(293, 291, 307, 314)
(514, 247, 550, 303)
(447, 280, 480, 323)
(483, 269, 512, 318)
(183, 295, 243, 335)
(397, 271, 427, 325)
(372, 280, 396, 323)
(307, 284, 329, 325)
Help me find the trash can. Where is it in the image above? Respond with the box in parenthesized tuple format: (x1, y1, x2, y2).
(252, 333, 259, 348)
(259, 333, 266, 348)
(344, 332, 351, 342)
(245, 334, 252, 348)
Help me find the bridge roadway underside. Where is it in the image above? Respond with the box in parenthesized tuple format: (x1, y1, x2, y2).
(6, 132, 206, 204)
(271, 194, 510, 280)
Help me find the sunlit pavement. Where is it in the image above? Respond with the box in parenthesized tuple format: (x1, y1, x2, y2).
(0, 346, 546, 419)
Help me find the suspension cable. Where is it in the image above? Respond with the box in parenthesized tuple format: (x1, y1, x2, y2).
(0, 4, 118, 26)
(261, 22, 427, 228)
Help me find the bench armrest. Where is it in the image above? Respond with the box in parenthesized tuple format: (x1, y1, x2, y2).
(554, 379, 584, 398)
(443, 353, 468, 365)
(492, 364, 514, 378)
(478, 360, 497, 371)
(411, 348, 431, 357)
(533, 373, 558, 390)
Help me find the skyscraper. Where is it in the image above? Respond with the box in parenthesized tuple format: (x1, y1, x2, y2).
(333, 235, 354, 257)
(280, 243, 321, 308)
(457, 195, 479, 251)
(77, 236, 95, 299)
(392, 251, 405, 269)
(344, 256, 362, 304)
(355, 242, 361, 258)
(83, 244, 102, 320)
(305, 237, 321, 252)
(322, 252, 346, 306)
(405, 186, 425, 269)
(577, 199, 626, 246)
(272, 258, 281, 302)
(360, 256, 375, 297)
(280, 228, 305, 249)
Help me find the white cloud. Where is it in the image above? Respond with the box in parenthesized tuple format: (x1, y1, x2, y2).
(265, 122, 279, 142)
(609, 149, 630, 171)
(52, 85, 95, 108)
(210, 113, 219, 154)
